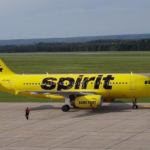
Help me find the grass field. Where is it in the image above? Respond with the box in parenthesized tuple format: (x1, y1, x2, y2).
(1, 51, 150, 103)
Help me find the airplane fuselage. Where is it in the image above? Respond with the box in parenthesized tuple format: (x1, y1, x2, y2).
(1, 73, 150, 100)
(1, 59, 150, 111)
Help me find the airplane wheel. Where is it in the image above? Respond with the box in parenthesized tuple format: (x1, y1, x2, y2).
(62, 105, 70, 112)
(132, 105, 138, 109)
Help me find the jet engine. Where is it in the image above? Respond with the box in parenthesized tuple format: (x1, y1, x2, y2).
(70, 95, 103, 108)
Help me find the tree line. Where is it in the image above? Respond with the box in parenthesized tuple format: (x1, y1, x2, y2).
(0, 39, 150, 53)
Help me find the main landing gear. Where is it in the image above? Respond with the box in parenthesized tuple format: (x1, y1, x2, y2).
(62, 104, 70, 112)
(132, 97, 138, 109)
(62, 97, 74, 112)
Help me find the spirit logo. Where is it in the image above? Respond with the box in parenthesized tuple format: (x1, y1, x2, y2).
(41, 75, 115, 91)
(0, 65, 3, 72)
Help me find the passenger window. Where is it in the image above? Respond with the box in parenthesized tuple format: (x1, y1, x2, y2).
(122, 82, 124, 84)
(26, 83, 28, 85)
(29, 83, 31, 85)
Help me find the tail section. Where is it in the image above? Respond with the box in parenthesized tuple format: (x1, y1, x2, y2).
(0, 59, 15, 75)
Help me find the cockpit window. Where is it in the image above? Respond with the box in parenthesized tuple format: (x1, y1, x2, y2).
(144, 81, 150, 84)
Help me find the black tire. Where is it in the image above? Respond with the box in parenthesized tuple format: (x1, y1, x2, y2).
(132, 105, 138, 109)
(62, 105, 70, 112)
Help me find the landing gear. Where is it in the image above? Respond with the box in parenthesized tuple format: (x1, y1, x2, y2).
(132, 104, 138, 109)
(62, 104, 70, 112)
(132, 97, 138, 109)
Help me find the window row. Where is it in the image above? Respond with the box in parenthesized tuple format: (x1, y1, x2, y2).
(23, 83, 41, 85)
(23, 82, 128, 85)
(110, 82, 128, 85)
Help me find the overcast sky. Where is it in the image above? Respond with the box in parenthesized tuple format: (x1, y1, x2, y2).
(0, 0, 150, 40)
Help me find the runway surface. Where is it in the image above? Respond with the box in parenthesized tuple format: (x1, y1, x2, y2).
(0, 103, 150, 150)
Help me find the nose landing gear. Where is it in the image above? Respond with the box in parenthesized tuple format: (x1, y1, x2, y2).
(132, 97, 138, 109)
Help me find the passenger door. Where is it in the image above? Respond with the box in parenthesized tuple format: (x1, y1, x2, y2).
(130, 77, 137, 90)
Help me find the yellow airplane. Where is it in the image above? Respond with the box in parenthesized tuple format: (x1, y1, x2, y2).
(0, 59, 150, 112)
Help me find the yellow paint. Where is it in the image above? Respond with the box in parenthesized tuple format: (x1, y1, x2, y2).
(0, 59, 150, 109)
(139, 105, 150, 108)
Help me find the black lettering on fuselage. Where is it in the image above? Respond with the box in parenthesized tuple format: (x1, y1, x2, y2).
(82, 77, 95, 89)
(75, 75, 83, 89)
(94, 75, 103, 89)
(57, 77, 75, 91)
(41, 78, 57, 90)
(40, 75, 115, 91)
(103, 75, 115, 89)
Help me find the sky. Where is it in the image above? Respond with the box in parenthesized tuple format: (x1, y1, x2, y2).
(0, 0, 150, 40)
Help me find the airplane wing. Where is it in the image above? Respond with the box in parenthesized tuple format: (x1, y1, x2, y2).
(21, 90, 96, 98)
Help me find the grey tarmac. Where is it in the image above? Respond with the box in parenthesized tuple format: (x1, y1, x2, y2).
(0, 102, 150, 150)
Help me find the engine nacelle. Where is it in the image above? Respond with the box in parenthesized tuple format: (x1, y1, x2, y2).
(70, 95, 103, 108)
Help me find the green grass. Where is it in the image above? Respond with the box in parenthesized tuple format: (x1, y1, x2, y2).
(115, 97, 150, 103)
(1, 51, 150, 103)
(0, 91, 63, 102)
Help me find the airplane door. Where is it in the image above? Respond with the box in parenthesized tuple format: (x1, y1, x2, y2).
(130, 77, 137, 90)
